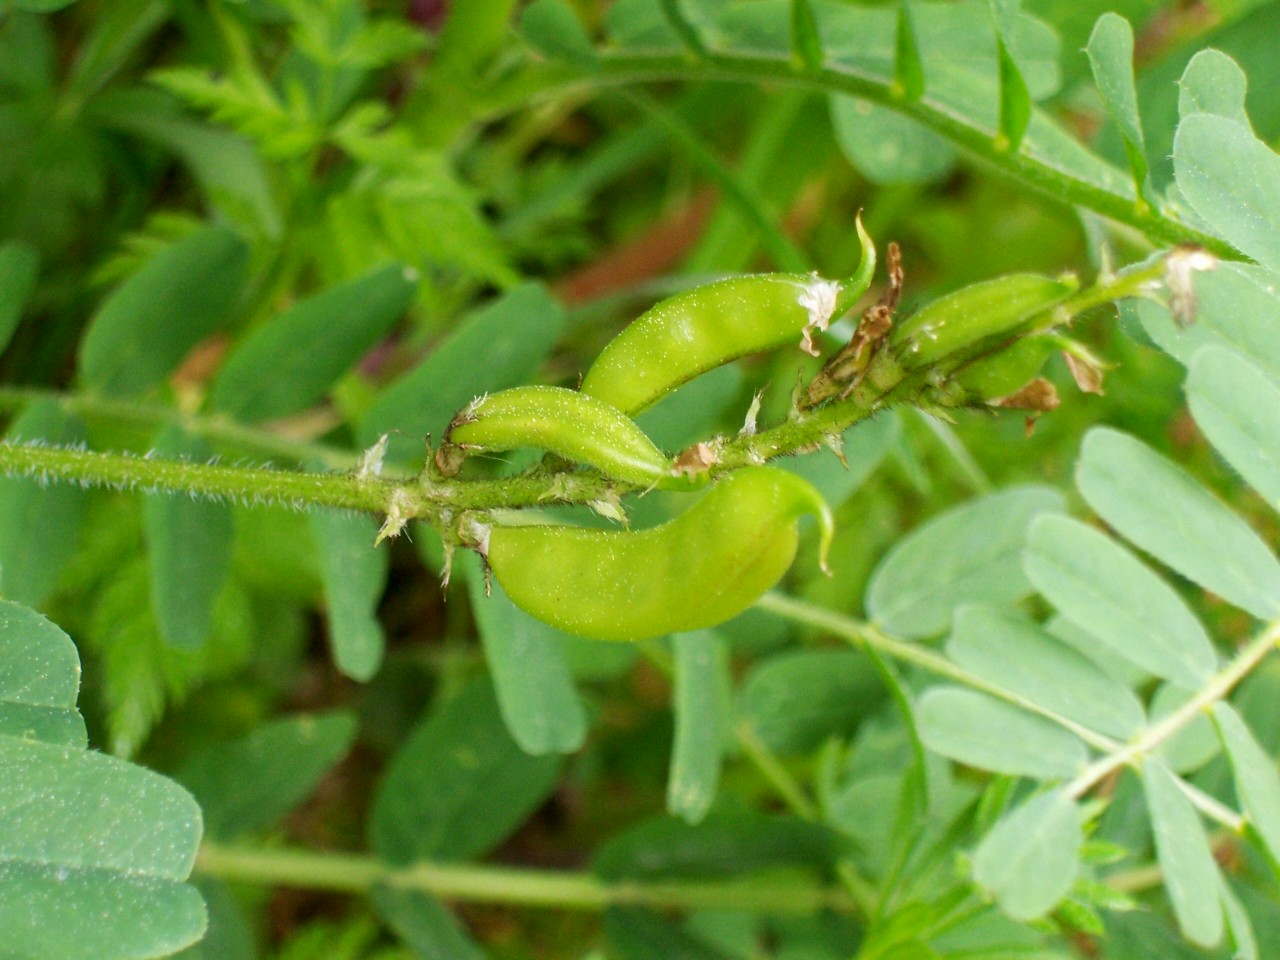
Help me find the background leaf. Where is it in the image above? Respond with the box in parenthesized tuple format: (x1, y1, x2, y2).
(0, 240, 38, 355)
(309, 509, 388, 682)
(1086, 13, 1149, 196)
(175, 712, 356, 841)
(143, 424, 234, 650)
(0, 400, 88, 607)
(465, 553, 588, 756)
(1178, 49, 1250, 128)
(369, 678, 561, 865)
(78, 224, 249, 396)
(207, 263, 416, 423)
(668, 630, 729, 824)
(1212, 702, 1280, 865)
(866, 485, 1064, 638)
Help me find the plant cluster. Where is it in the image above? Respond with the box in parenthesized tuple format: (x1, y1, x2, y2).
(3, 0, 1280, 958)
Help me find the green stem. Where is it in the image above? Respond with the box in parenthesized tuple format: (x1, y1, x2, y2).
(0, 386, 355, 470)
(194, 843, 857, 915)
(561, 52, 1238, 259)
(1064, 619, 1280, 799)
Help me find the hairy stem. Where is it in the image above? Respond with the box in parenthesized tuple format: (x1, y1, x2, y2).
(194, 843, 857, 915)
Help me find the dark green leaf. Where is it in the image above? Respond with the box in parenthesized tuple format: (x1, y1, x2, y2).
(1024, 514, 1217, 689)
(143, 425, 233, 650)
(0, 241, 38, 355)
(1186, 346, 1280, 511)
(208, 264, 416, 423)
(1078, 427, 1280, 621)
(973, 787, 1081, 920)
(465, 553, 587, 756)
(604, 907, 734, 960)
(0, 400, 88, 608)
(894, 1, 925, 101)
(668, 631, 728, 824)
(0, 735, 206, 959)
(371, 887, 486, 960)
(995, 36, 1032, 151)
(1087, 13, 1149, 196)
(369, 678, 561, 864)
(1175, 114, 1280, 271)
(791, 0, 823, 70)
(947, 605, 1145, 740)
(866, 485, 1065, 638)
(917, 686, 1087, 779)
(0, 600, 86, 748)
(310, 509, 388, 682)
(738, 649, 880, 755)
(176, 712, 356, 840)
(519, 0, 597, 65)
(360, 283, 567, 464)
(1178, 49, 1250, 127)
(78, 225, 249, 396)
(1212, 702, 1280, 865)
(1143, 758, 1224, 947)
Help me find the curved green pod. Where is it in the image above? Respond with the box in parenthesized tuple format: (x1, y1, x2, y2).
(486, 466, 834, 641)
(891, 273, 1078, 372)
(437, 385, 671, 484)
(580, 220, 876, 415)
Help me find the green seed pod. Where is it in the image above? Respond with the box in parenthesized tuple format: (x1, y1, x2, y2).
(580, 220, 876, 415)
(486, 466, 834, 641)
(436, 385, 670, 485)
(947, 333, 1059, 405)
(891, 273, 1078, 373)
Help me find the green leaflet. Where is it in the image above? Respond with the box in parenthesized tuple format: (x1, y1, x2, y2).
(359, 282, 567, 464)
(972, 787, 1081, 921)
(0, 600, 86, 747)
(1024, 514, 1218, 690)
(1186, 346, 1280, 512)
(0, 400, 88, 608)
(946, 605, 1145, 740)
(0, 241, 38, 355)
(1086, 14, 1150, 199)
(916, 686, 1087, 779)
(865, 485, 1065, 638)
(1078, 427, 1280, 621)
(175, 712, 357, 841)
(143, 424, 234, 651)
(668, 630, 729, 824)
(370, 887, 487, 960)
(1212, 703, 1280, 866)
(208, 263, 417, 423)
(369, 678, 561, 865)
(1175, 113, 1280, 270)
(1143, 758, 1225, 948)
(310, 509, 388, 682)
(464, 553, 588, 756)
(1178, 49, 1251, 128)
(78, 225, 249, 396)
(0, 743, 208, 960)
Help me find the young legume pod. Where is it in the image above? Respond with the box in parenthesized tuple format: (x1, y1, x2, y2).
(580, 220, 876, 415)
(436, 385, 671, 485)
(946, 333, 1059, 405)
(486, 466, 834, 641)
(891, 273, 1078, 372)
